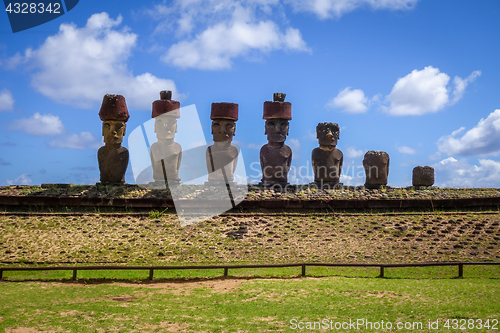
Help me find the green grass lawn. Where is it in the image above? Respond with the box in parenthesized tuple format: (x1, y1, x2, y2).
(0, 276, 499, 332)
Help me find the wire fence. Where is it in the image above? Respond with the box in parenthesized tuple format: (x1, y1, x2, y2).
(1, 262, 499, 280)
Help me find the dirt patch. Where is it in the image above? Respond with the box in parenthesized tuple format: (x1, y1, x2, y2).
(5, 328, 43, 333)
(143, 322, 190, 332)
(111, 295, 135, 302)
(364, 291, 400, 298)
(113, 279, 246, 295)
(59, 310, 81, 317)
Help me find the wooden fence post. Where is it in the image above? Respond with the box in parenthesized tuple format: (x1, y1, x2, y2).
(72, 269, 77, 281)
(379, 266, 384, 278)
(458, 264, 463, 278)
(301, 265, 306, 277)
(149, 269, 154, 281)
(224, 267, 228, 277)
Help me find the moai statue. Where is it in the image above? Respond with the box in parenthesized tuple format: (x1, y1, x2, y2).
(363, 150, 389, 189)
(98, 94, 130, 185)
(150, 90, 182, 187)
(311, 122, 343, 187)
(260, 93, 292, 187)
(206, 102, 239, 184)
(412, 166, 434, 187)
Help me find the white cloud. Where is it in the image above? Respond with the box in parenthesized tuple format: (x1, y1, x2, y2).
(6, 174, 33, 185)
(48, 131, 102, 150)
(151, 1, 308, 70)
(7, 13, 179, 109)
(385, 66, 480, 116)
(327, 87, 368, 113)
(451, 70, 481, 104)
(152, 0, 417, 70)
(429, 151, 442, 161)
(288, 138, 301, 151)
(345, 146, 364, 158)
(0, 89, 15, 111)
(433, 157, 500, 188)
(339, 164, 365, 185)
(287, 0, 418, 20)
(437, 109, 500, 157)
(9, 112, 64, 136)
(386, 66, 450, 116)
(163, 20, 308, 70)
(396, 145, 417, 154)
(247, 143, 262, 149)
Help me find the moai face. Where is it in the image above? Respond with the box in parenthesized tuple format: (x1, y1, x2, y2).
(317, 122, 339, 146)
(102, 120, 126, 145)
(155, 115, 177, 140)
(212, 119, 236, 143)
(265, 119, 289, 143)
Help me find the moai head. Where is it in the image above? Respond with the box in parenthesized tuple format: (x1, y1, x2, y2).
(263, 93, 292, 143)
(99, 94, 130, 146)
(316, 122, 340, 147)
(210, 102, 238, 143)
(152, 90, 180, 141)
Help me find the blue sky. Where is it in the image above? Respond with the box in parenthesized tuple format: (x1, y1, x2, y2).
(1, 0, 500, 187)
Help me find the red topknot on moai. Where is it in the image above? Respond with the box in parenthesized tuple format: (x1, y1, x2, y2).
(206, 102, 239, 184)
(98, 94, 130, 184)
(260, 93, 292, 187)
(150, 90, 182, 187)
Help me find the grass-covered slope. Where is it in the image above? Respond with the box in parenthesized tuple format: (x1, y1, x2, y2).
(1, 212, 499, 266)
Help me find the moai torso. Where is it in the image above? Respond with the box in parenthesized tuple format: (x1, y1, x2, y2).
(150, 141, 182, 182)
(98, 145, 129, 184)
(260, 143, 292, 185)
(312, 147, 343, 183)
(206, 143, 239, 182)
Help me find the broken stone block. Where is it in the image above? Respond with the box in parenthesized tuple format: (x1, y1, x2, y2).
(413, 166, 434, 186)
(363, 150, 389, 188)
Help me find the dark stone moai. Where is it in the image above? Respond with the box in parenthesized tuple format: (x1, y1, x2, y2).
(312, 122, 343, 186)
(97, 94, 130, 185)
(206, 102, 239, 184)
(412, 166, 434, 187)
(150, 90, 182, 186)
(260, 93, 292, 186)
(363, 150, 389, 189)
